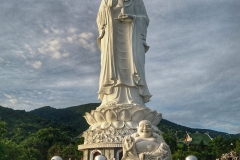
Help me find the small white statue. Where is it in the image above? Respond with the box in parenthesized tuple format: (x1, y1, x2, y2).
(122, 120, 172, 160)
(51, 156, 62, 160)
(94, 155, 107, 160)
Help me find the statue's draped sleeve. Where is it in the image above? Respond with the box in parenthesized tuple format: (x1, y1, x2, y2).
(132, 0, 149, 52)
(97, 0, 117, 99)
(131, 0, 152, 102)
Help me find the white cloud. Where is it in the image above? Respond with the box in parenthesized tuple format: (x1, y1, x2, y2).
(78, 32, 96, 53)
(68, 27, 78, 34)
(32, 61, 42, 69)
(52, 51, 62, 59)
(35, 102, 44, 107)
(21, 100, 33, 105)
(38, 29, 96, 60)
(24, 44, 35, 57)
(3, 94, 18, 104)
(66, 37, 73, 43)
(26, 61, 42, 69)
(9, 99, 18, 104)
(51, 28, 63, 34)
(4, 94, 13, 99)
(49, 39, 61, 48)
(15, 51, 27, 59)
(38, 38, 63, 59)
(79, 38, 88, 46)
(232, 126, 240, 134)
(1, 104, 9, 108)
(0, 58, 4, 63)
(79, 32, 94, 40)
(43, 29, 49, 34)
(62, 53, 70, 57)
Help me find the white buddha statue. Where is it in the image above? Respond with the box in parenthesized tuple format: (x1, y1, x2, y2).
(96, 0, 152, 107)
(122, 120, 172, 160)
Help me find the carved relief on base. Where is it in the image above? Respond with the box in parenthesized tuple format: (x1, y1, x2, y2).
(104, 149, 115, 160)
(82, 126, 137, 144)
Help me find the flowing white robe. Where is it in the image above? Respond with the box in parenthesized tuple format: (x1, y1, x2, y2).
(97, 0, 152, 107)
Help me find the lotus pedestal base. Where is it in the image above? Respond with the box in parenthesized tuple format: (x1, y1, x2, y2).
(78, 105, 162, 160)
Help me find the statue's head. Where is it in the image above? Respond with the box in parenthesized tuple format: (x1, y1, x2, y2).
(137, 120, 153, 138)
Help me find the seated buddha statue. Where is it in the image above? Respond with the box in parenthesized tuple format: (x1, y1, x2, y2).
(122, 120, 172, 160)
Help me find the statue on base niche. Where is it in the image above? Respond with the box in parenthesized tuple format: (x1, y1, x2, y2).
(79, 0, 173, 159)
(122, 120, 172, 160)
(96, 0, 152, 108)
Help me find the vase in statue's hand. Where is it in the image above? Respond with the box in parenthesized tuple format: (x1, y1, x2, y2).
(116, 14, 133, 22)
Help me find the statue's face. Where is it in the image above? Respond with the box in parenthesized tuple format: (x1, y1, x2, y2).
(137, 120, 153, 138)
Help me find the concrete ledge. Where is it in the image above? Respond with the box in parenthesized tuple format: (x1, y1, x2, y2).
(78, 143, 122, 150)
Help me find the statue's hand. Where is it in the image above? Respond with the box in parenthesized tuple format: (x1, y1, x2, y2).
(117, 14, 134, 21)
(161, 143, 169, 151)
(156, 143, 169, 155)
(123, 136, 135, 151)
(98, 30, 105, 39)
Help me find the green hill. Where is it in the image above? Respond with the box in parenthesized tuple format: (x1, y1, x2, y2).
(29, 103, 239, 139)
(158, 119, 240, 139)
(29, 103, 99, 134)
(0, 103, 239, 141)
(0, 105, 78, 143)
(0, 103, 239, 160)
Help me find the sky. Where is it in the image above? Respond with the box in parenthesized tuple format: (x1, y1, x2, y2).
(0, 0, 240, 134)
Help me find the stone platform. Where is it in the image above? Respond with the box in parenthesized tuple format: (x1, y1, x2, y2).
(78, 104, 162, 160)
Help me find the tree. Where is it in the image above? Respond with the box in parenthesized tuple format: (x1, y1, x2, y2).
(0, 118, 7, 160)
(48, 144, 63, 158)
(162, 133, 177, 154)
(20, 135, 46, 157)
(173, 150, 187, 160)
(235, 138, 240, 154)
(61, 138, 84, 159)
(19, 147, 42, 160)
(209, 136, 228, 158)
(36, 127, 70, 146)
(20, 127, 71, 160)
(0, 141, 6, 160)
(1, 140, 23, 160)
(0, 118, 6, 138)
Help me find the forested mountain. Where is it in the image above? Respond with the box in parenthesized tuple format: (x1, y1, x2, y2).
(29, 103, 239, 139)
(0, 106, 78, 141)
(0, 106, 81, 160)
(158, 118, 240, 139)
(0, 103, 239, 160)
(0, 103, 239, 141)
(29, 103, 98, 135)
